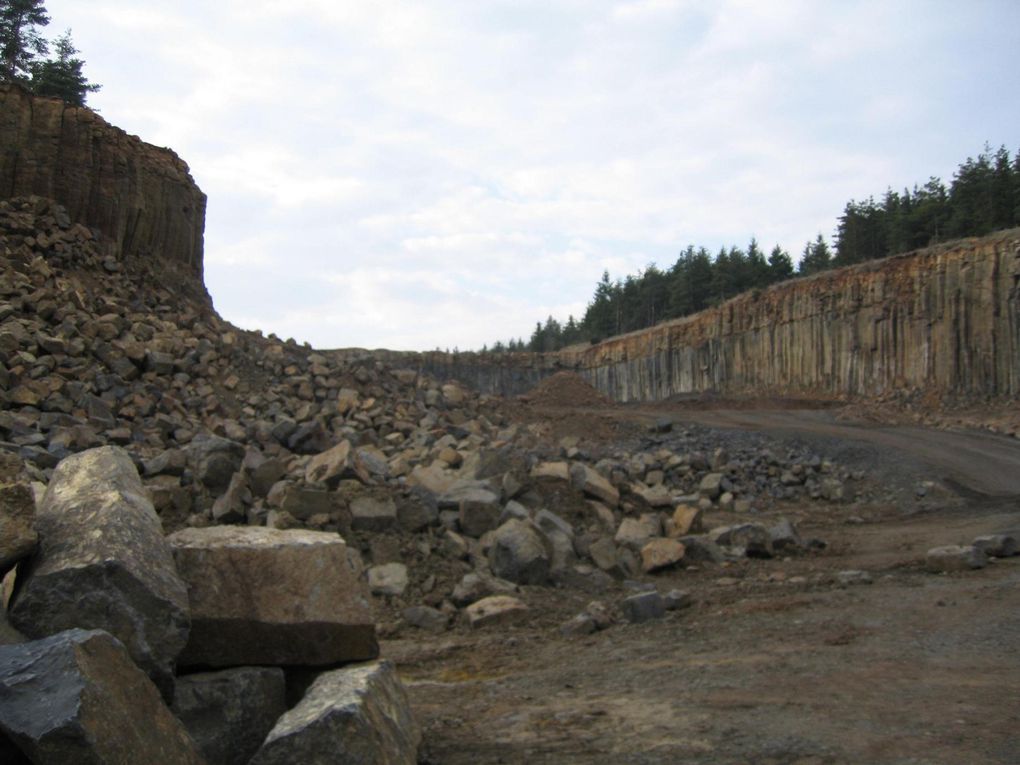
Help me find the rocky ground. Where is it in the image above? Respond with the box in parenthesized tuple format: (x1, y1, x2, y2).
(2, 196, 1019, 763)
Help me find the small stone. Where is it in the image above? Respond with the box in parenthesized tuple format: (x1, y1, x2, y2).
(402, 606, 449, 632)
(925, 545, 988, 573)
(487, 519, 551, 585)
(570, 463, 620, 507)
(350, 494, 398, 532)
(368, 563, 409, 597)
(663, 589, 692, 610)
(972, 534, 1017, 558)
(621, 591, 665, 623)
(670, 503, 703, 536)
(836, 570, 873, 586)
(0, 482, 37, 573)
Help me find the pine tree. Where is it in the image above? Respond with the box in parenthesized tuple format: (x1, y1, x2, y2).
(0, 0, 49, 82)
(30, 29, 98, 106)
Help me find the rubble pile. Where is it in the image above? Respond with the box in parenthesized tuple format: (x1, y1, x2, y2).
(0, 196, 883, 763)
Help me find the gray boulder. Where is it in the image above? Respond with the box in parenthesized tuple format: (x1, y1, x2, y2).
(250, 661, 420, 765)
(9, 447, 189, 697)
(487, 519, 551, 585)
(169, 526, 377, 668)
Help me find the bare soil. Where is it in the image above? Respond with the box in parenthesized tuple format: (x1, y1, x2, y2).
(387, 396, 1020, 764)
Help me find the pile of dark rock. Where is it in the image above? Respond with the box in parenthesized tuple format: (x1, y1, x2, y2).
(0, 196, 857, 760)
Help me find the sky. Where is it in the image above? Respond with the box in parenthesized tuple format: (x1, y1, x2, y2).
(44, 0, 1020, 351)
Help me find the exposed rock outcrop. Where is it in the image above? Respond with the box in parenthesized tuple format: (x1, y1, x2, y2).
(0, 84, 207, 297)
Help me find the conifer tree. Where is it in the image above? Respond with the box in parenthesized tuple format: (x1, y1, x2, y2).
(31, 29, 99, 106)
(0, 0, 49, 82)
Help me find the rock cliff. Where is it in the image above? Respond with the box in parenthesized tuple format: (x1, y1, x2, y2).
(0, 83, 206, 296)
(563, 231, 1020, 401)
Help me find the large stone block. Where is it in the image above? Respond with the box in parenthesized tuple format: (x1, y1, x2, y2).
(250, 661, 420, 765)
(172, 666, 287, 765)
(168, 526, 377, 667)
(487, 519, 551, 585)
(8, 447, 189, 695)
(0, 629, 205, 764)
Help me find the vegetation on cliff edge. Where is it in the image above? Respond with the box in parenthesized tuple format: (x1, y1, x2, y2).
(485, 144, 1020, 353)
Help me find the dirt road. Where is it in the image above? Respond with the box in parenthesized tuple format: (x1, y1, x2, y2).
(387, 404, 1020, 764)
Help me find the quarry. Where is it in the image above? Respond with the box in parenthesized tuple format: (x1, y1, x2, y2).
(0, 84, 1018, 765)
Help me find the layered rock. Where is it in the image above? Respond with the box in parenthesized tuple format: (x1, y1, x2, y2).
(567, 231, 1020, 400)
(0, 84, 207, 294)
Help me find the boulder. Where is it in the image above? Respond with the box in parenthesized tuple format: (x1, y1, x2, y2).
(454, 487, 502, 537)
(0, 629, 204, 764)
(190, 435, 246, 491)
(8, 447, 189, 697)
(168, 526, 377, 667)
(570, 463, 619, 507)
(698, 472, 727, 500)
(640, 538, 686, 573)
(614, 513, 661, 551)
(0, 482, 37, 573)
(711, 523, 774, 558)
(305, 440, 370, 487)
(250, 661, 420, 765)
(487, 519, 551, 585)
(670, 504, 703, 537)
(172, 666, 287, 765)
(210, 469, 250, 524)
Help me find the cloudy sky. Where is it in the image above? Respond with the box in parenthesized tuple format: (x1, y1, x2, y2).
(46, 1, 1020, 350)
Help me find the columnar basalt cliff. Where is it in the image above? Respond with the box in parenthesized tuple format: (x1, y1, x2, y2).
(0, 84, 207, 294)
(400, 231, 1020, 403)
(564, 230, 1020, 401)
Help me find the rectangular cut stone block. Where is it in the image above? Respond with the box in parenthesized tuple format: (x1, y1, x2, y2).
(8, 446, 190, 696)
(168, 526, 378, 668)
(0, 629, 205, 764)
(250, 661, 420, 765)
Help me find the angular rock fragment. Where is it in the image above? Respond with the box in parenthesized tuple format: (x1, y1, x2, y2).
(466, 595, 529, 628)
(350, 494, 398, 532)
(614, 513, 661, 551)
(249, 661, 420, 765)
(172, 666, 287, 765)
(640, 538, 686, 573)
(487, 519, 551, 585)
(570, 463, 619, 507)
(621, 591, 665, 623)
(0, 482, 36, 573)
(368, 563, 409, 597)
(169, 526, 377, 667)
(305, 440, 370, 487)
(0, 629, 204, 764)
(9, 447, 189, 696)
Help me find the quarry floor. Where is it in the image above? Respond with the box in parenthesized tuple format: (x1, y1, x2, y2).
(387, 402, 1020, 764)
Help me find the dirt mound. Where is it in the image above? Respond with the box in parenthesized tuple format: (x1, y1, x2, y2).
(522, 371, 612, 408)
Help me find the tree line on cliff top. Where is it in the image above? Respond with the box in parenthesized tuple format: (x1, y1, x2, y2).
(0, 0, 99, 106)
(485, 144, 1020, 353)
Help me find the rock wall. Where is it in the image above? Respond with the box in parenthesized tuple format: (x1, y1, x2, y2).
(0, 83, 206, 290)
(565, 230, 1020, 401)
(395, 231, 1020, 403)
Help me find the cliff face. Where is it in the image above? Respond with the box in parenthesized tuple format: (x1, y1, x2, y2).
(0, 84, 206, 293)
(565, 230, 1020, 401)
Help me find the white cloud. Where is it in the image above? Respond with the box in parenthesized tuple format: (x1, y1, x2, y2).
(39, 0, 1020, 349)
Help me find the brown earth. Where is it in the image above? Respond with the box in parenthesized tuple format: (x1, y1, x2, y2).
(388, 394, 1020, 764)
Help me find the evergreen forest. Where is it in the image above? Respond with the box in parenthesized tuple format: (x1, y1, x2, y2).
(485, 144, 1020, 353)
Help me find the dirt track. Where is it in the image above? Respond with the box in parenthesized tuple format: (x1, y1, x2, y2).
(389, 404, 1020, 764)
